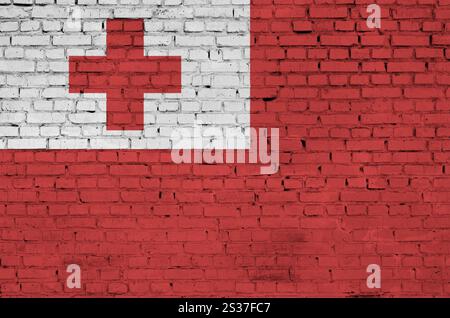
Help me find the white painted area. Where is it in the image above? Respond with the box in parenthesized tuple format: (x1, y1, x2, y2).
(0, 3, 250, 149)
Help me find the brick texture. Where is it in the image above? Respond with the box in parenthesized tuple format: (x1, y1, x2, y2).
(1, 0, 450, 297)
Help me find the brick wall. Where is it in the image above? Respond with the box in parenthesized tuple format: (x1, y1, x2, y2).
(1, 0, 450, 297)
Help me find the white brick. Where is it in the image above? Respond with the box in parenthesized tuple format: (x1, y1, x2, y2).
(223, 49, 243, 60)
(27, 75, 48, 87)
(205, 21, 226, 32)
(143, 138, 171, 149)
(202, 101, 222, 111)
(48, 75, 66, 85)
(89, 138, 129, 149)
(43, 21, 62, 32)
(14, 0, 34, 5)
(0, 113, 26, 124)
(45, 49, 65, 59)
(154, 7, 193, 19)
(197, 114, 236, 124)
(49, 139, 89, 149)
(34, 100, 53, 111)
(41, 88, 67, 98)
(0, 126, 19, 137)
(32, 6, 68, 18)
(200, 62, 240, 72)
(76, 100, 96, 111)
(0, 87, 19, 98)
(181, 101, 200, 112)
(54, 100, 74, 111)
(198, 88, 237, 99)
(12, 36, 50, 46)
(20, 88, 40, 98)
(4, 47, 24, 58)
(6, 75, 27, 86)
(0, 22, 19, 32)
(61, 126, 82, 137)
(217, 35, 249, 47)
(0, 7, 28, 18)
(212, 75, 241, 87)
(176, 36, 215, 46)
(2, 100, 31, 111)
(227, 21, 248, 32)
(0, 36, 11, 46)
(185, 21, 204, 32)
(40, 126, 60, 137)
(164, 21, 183, 32)
(224, 101, 245, 112)
(20, 126, 40, 137)
(83, 22, 103, 32)
(24, 49, 45, 60)
(0, 60, 34, 72)
(114, 7, 153, 18)
(69, 113, 105, 124)
(8, 138, 47, 149)
(53, 35, 91, 46)
(27, 113, 66, 124)
(20, 21, 40, 32)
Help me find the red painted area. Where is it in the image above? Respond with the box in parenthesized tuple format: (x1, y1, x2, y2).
(69, 19, 181, 130)
(1, 2, 450, 297)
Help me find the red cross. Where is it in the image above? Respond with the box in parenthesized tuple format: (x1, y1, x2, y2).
(69, 19, 182, 131)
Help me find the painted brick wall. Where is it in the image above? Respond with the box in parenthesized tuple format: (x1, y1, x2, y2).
(1, 0, 450, 297)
